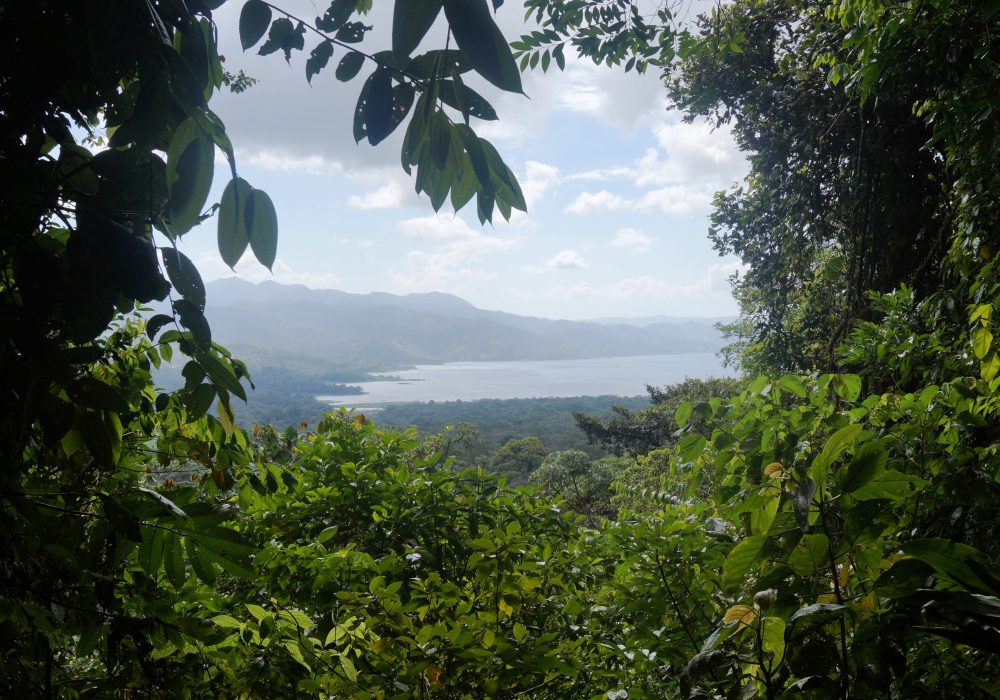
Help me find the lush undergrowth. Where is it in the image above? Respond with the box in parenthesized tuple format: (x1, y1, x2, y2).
(4, 0, 1000, 696)
(8, 370, 998, 697)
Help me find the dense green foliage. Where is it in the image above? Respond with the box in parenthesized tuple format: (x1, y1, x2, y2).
(0, 0, 530, 694)
(574, 377, 742, 457)
(375, 394, 649, 466)
(4, 0, 1000, 697)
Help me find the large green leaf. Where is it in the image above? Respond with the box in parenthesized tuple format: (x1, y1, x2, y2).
(362, 66, 394, 145)
(197, 351, 248, 402)
(392, 0, 442, 60)
(166, 117, 215, 235)
(760, 616, 786, 674)
(185, 383, 217, 419)
(67, 378, 130, 413)
(161, 248, 206, 311)
(247, 189, 278, 270)
(239, 0, 272, 50)
(218, 177, 252, 267)
(139, 525, 166, 577)
(173, 299, 212, 351)
(722, 534, 767, 592)
(788, 533, 830, 576)
(163, 531, 187, 588)
(442, 0, 522, 93)
(902, 539, 999, 595)
(851, 470, 927, 501)
(838, 442, 888, 493)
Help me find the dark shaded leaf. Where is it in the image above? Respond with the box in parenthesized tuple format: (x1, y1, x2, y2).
(393, 0, 442, 59)
(239, 0, 272, 50)
(100, 495, 142, 542)
(362, 66, 394, 145)
(306, 40, 334, 84)
(336, 21, 367, 44)
(316, 0, 354, 32)
(161, 248, 206, 311)
(185, 383, 217, 419)
(438, 80, 498, 121)
(166, 118, 215, 235)
(789, 603, 846, 626)
(336, 51, 366, 81)
(443, 0, 521, 92)
(68, 378, 130, 413)
(174, 299, 212, 351)
(146, 313, 174, 340)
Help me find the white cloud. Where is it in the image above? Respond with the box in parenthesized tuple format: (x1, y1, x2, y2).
(392, 215, 519, 291)
(606, 261, 745, 299)
(637, 185, 715, 216)
(521, 161, 560, 207)
(524, 259, 745, 303)
(235, 148, 334, 174)
(564, 190, 633, 215)
(564, 185, 713, 217)
(546, 250, 590, 269)
(707, 260, 746, 292)
(652, 120, 742, 182)
(553, 55, 666, 132)
(474, 43, 666, 147)
(566, 166, 634, 182)
(347, 181, 407, 209)
(610, 228, 653, 253)
(193, 253, 340, 288)
(397, 214, 478, 241)
(547, 282, 596, 299)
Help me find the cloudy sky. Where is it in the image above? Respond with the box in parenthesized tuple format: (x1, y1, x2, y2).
(181, 0, 746, 320)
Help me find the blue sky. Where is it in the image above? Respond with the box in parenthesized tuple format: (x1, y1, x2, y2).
(180, 0, 745, 320)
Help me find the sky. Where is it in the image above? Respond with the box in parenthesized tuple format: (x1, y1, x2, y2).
(180, 0, 746, 320)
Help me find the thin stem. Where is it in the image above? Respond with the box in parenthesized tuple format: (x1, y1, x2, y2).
(652, 551, 700, 651)
(819, 500, 850, 698)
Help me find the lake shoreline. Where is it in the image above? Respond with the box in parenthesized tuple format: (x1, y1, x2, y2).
(317, 352, 731, 406)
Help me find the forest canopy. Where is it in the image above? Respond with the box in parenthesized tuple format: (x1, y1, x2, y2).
(2, 0, 1000, 697)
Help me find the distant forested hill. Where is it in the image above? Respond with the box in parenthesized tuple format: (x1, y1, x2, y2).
(200, 279, 726, 368)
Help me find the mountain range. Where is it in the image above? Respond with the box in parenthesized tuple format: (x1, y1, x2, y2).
(200, 279, 727, 373)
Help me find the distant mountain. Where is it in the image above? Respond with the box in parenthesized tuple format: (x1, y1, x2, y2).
(200, 279, 725, 371)
(589, 314, 737, 328)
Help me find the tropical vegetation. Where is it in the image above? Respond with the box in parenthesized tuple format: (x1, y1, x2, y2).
(2, 0, 999, 697)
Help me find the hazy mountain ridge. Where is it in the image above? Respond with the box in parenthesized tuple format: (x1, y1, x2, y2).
(202, 279, 725, 368)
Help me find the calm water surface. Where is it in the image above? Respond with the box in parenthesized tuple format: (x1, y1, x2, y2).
(317, 353, 732, 406)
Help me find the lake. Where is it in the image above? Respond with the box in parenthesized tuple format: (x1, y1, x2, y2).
(317, 353, 733, 406)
